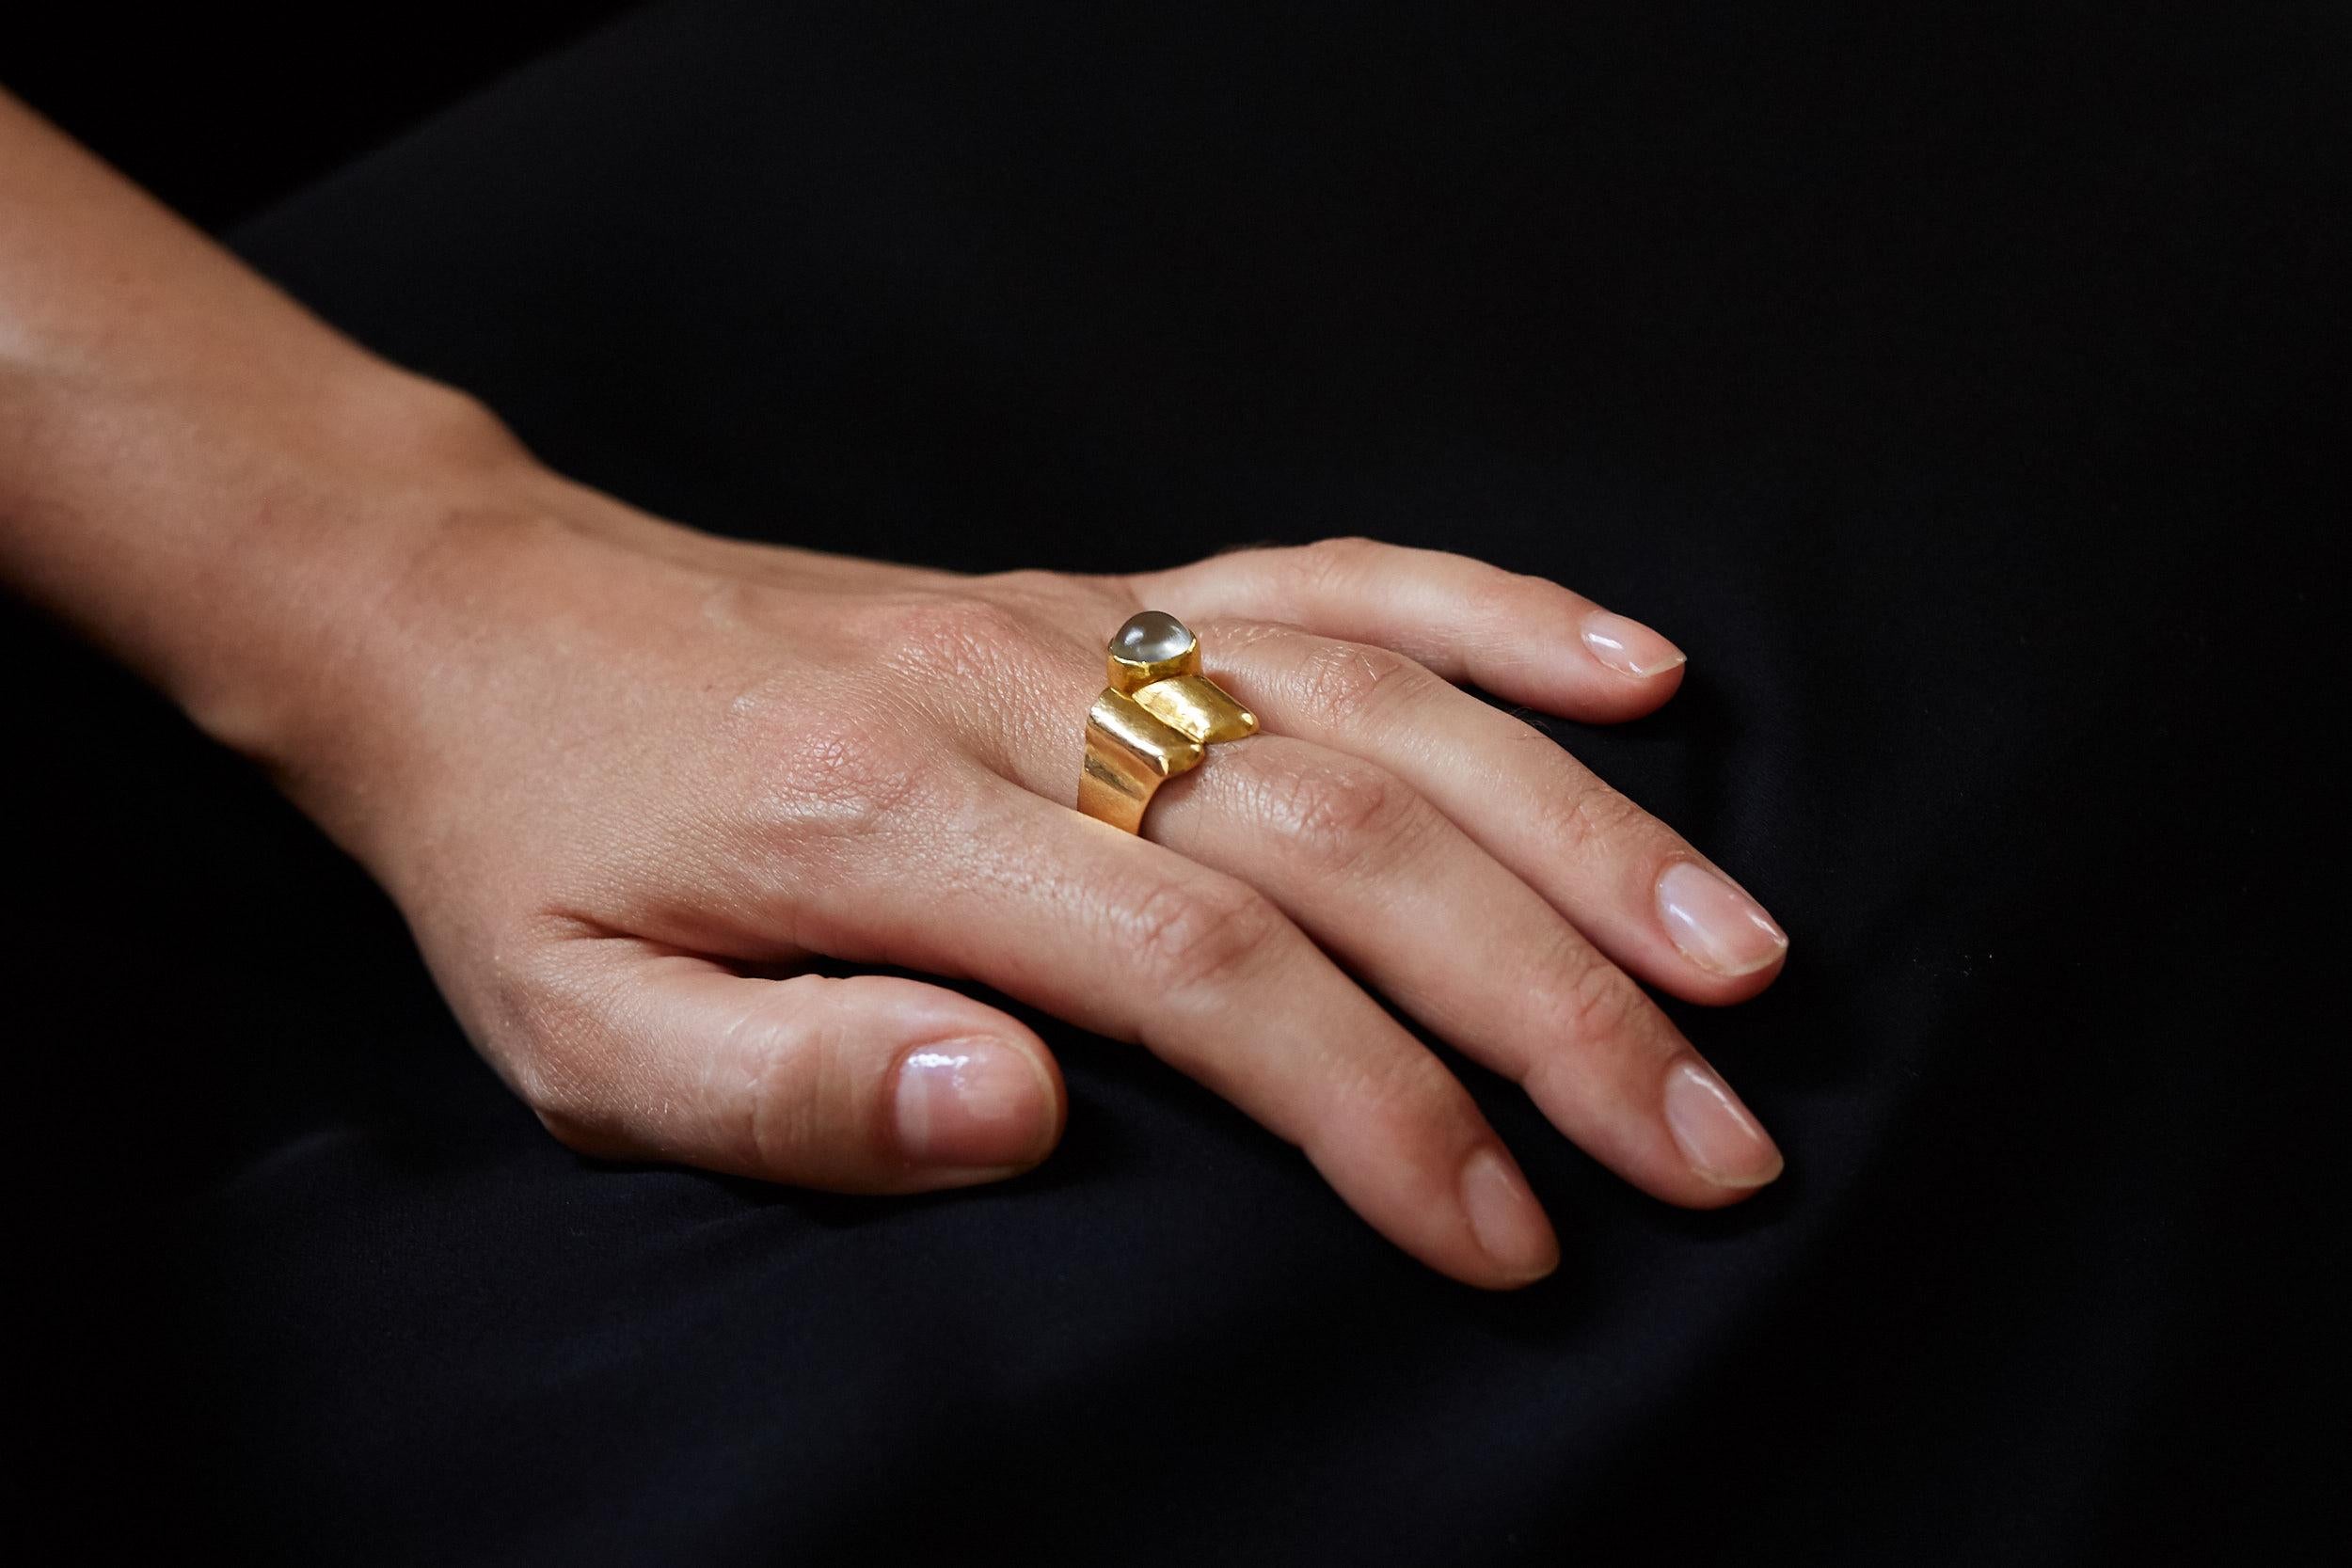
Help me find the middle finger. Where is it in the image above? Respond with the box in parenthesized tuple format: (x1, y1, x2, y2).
(1203, 620, 1791, 1003)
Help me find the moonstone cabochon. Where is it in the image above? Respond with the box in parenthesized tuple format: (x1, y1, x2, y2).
(1111, 610, 1196, 663)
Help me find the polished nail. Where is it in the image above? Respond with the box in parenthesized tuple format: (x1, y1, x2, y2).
(1458, 1147, 1559, 1281)
(894, 1039, 1055, 1168)
(1656, 860, 1788, 976)
(1662, 1060, 1784, 1188)
(1581, 610, 1687, 678)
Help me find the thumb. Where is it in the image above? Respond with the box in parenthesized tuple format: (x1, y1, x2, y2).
(528, 947, 1067, 1194)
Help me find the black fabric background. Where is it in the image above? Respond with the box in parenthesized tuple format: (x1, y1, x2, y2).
(1, 0, 636, 228)
(8, 2, 2340, 1560)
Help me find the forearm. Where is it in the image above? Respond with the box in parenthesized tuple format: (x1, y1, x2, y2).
(0, 88, 528, 766)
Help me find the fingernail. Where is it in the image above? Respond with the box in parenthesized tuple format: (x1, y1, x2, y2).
(1662, 1060, 1784, 1188)
(1458, 1147, 1559, 1281)
(1656, 860, 1789, 976)
(894, 1039, 1056, 1169)
(1581, 610, 1687, 678)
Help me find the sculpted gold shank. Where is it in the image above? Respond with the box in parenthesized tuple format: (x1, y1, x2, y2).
(1077, 610, 1258, 832)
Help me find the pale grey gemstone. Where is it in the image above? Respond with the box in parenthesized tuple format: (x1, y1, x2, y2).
(1111, 609, 1195, 663)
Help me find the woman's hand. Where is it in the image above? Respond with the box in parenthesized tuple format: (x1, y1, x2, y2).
(282, 461, 1788, 1291)
(0, 91, 1781, 1289)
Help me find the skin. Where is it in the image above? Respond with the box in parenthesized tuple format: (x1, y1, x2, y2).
(0, 90, 1786, 1289)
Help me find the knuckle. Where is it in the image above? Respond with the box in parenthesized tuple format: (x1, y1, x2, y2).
(718, 987, 842, 1174)
(1462, 562, 1547, 627)
(1289, 534, 1384, 591)
(1123, 875, 1286, 996)
(875, 594, 1047, 687)
(1292, 637, 1428, 729)
(1532, 775, 1648, 863)
(1248, 753, 1427, 878)
(756, 709, 930, 847)
(1540, 958, 1647, 1059)
(1341, 1039, 1471, 1136)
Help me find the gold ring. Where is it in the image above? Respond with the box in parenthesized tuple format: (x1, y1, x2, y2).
(1077, 610, 1258, 832)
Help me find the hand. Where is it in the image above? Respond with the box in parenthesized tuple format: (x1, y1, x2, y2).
(0, 97, 1783, 1289)
(287, 460, 1785, 1291)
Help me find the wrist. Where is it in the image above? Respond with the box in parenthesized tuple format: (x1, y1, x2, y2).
(1, 351, 550, 777)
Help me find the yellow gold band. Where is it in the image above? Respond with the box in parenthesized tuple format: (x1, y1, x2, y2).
(1077, 611, 1257, 832)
